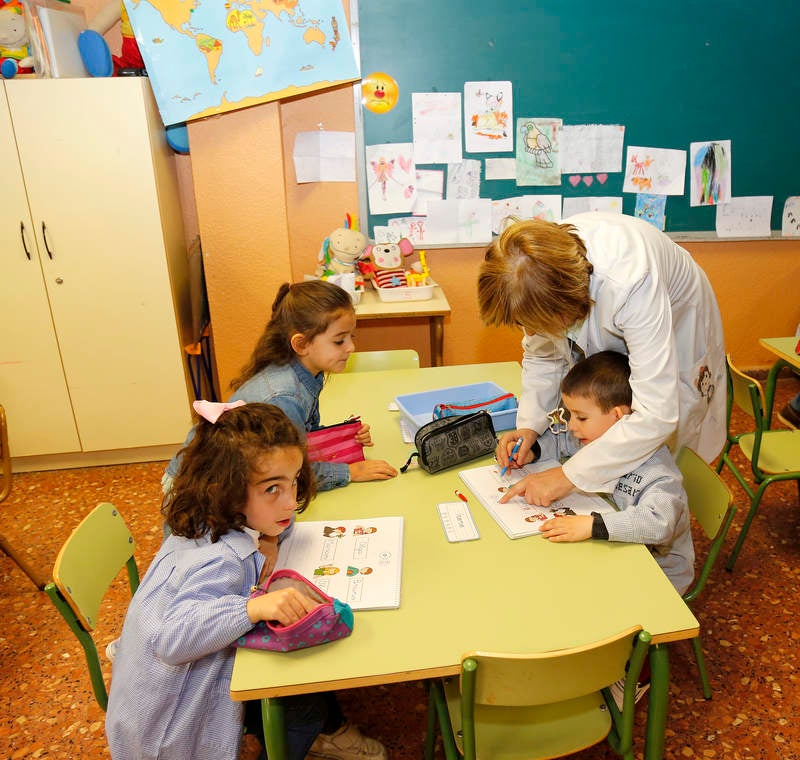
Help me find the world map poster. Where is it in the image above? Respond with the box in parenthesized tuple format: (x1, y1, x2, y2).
(125, 0, 360, 126)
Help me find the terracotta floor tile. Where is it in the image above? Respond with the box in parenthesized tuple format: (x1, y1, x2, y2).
(2, 377, 799, 759)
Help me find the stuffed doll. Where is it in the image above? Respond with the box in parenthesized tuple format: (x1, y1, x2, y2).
(316, 225, 368, 277)
(362, 237, 415, 289)
(0, 0, 33, 78)
(78, 0, 145, 77)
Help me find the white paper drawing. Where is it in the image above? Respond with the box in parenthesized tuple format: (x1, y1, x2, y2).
(782, 197, 800, 237)
(412, 92, 463, 164)
(388, 216, 428, 245)
(365, 143, 417, 214)
(562, 197, 623, 217)
(446, 159, 482, 200)
(491, 195, 561, 234)
(516, 117, 561, 186)
(622, 146, 686, 196)
(372, 225, 401, 244)
(425, 199, 493, 244)
(485, 158, 517, 180)
(690, 140, 731, 206)
(411, 169, 444, 215)
(560, 124, 625, 174)
(293, 130, 355, 183)
(464, 81, 513, 153)
(716, 196, 773, 238)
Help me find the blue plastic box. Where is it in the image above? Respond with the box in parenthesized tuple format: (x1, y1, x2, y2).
(395, 381, 518, 434)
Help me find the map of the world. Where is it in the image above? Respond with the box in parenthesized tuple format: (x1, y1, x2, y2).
(126, 0, 360, 126)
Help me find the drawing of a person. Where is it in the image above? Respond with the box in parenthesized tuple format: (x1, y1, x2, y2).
(353, 526, 377, 535)
(314, 564, 340, 576)
(323, 526, 347, 538)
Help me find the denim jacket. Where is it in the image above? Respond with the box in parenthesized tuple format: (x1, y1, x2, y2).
(165, 360, 350, 491)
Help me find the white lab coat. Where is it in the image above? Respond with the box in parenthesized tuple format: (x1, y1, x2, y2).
(516, 212, 726, 493)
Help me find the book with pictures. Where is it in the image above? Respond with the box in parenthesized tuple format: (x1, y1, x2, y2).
(459, 461, 615, 539)
(274, 516, 403, 610)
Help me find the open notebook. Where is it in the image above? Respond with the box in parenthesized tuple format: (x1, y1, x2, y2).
(459, 461, 615, 539)
(274, 517, 403, 610)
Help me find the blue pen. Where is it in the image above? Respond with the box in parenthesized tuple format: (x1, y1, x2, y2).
(500, 437, 523, 478)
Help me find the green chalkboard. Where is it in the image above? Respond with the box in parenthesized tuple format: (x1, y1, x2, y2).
(357, 1, 798, 237)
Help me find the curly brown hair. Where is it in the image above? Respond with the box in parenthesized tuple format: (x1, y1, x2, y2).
(478, 219, 594, 336)
(231, 280, 354, 391)
(164, 403, 316, 541)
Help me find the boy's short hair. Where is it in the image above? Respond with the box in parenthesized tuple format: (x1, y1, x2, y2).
(561, 350, 632, 412)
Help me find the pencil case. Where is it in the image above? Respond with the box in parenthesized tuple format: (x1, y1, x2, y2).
(234, 568, 354, 653)
(306, 417, 364, 464)
(432, 392, 517, 420)
(400, 410, 497, 474)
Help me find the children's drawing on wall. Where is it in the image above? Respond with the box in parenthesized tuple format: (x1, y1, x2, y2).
(782, 197, 800, 237)
(562, 196, 622, 217)
(412, 92, 463, 164)
(388, 216, 428, 245)
(716, 196, 773, 238)
(690, 140, 731, 206)
(622, 146, 686, 196)
(560, 124, 625, 175)
(446, 159, 482, 200)
(516, 117, 562, 186)
(464, 80, 513, 153)
(491, 195, 561, 234)
(634, 193, 667, 230)
(365, 142, 417, 214)
(411, 169, 444, 215)
(425, 198, 492, 244)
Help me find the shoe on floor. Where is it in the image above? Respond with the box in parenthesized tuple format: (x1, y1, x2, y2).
(105, 637, 120, 662)
(777, 403, 800, 429)
(608, 677, 650, 711)
(306, 722, 387, 760)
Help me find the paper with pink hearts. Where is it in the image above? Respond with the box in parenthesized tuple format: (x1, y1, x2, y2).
(365, 142, 417, 214)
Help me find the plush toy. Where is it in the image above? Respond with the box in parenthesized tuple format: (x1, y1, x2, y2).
(362, 237, 416, 289)
(0, 0, 33, 79)
(316, 220, 369, 277)
(78, 0, 145, 77)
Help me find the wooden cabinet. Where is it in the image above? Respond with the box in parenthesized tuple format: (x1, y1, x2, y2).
(0, 78, 192, 466)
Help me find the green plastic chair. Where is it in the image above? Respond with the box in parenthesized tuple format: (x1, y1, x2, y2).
(44, 502, 139, 711)
(425, 625, 651, 760)
(343, 349, 420, 373)
(676, 446, 736, 699)
(716, 354, 800, 571)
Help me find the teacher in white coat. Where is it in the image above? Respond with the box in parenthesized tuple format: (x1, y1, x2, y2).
(479, 212, 726, 506)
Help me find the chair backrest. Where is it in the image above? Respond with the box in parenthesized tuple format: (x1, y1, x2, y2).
(726, 354, 766, 427)
(676, 446, 736, 603)
(462, 625, 645, 707)
(50, 502, 139, 630)
(0, 404, 11, 502)
(343, 349, 420, 373)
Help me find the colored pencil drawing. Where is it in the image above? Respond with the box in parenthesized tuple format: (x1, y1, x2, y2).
(515, 117, 561, 186)
(622, 146, 685, 196)
(690, 140, 731, 206)
(464, 81, 513, 152)
(365, 143, 417, 214)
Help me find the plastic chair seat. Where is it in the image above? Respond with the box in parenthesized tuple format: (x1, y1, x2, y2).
(443, 681, 612, 760)
(737, 430, 800, 474)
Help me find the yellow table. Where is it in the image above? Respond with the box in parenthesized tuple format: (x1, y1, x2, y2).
(759, 337, 800, 426)
(231, 362, 698, 760)
(355, 286, 451, 366)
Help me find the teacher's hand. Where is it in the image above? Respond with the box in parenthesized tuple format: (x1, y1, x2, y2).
(499, 465, 574, 506)
(495, 428, 537, 472)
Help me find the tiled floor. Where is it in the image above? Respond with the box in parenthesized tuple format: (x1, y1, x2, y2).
(2, 376, 799, 760)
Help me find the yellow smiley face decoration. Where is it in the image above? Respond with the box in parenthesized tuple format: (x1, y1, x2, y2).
(361, 72, 399, 114)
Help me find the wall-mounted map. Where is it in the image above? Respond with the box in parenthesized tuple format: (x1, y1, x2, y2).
(126, 0, 360, 126)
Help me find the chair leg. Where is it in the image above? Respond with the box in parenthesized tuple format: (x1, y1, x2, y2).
(726, 485, 768, 571)
(690, 635, 712, 699)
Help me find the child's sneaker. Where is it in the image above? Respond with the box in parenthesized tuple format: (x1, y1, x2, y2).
(608, 677, 650, 711)
(105, 637, 120, 662)
(306, 722, 387, 760)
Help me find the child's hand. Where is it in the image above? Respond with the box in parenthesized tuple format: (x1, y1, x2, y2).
(355, 422, 374, 447)
(539, 514, 593, 542)
(349, 459, 398, 482)
(246, 587, 320, 626)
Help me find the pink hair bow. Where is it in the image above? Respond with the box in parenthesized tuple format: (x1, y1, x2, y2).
(193, 399, 246, 424)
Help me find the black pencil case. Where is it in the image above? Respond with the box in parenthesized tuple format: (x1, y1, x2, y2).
(400, 410, 497, 474)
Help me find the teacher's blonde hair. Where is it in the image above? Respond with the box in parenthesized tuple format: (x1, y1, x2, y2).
(478, 219, 593, 336)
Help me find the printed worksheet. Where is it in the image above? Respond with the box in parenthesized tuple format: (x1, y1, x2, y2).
(275, 517, 404, 610)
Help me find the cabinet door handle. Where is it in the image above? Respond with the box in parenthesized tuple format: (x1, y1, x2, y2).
(41, 221, 54, 259)
(20, 221, 31, 260)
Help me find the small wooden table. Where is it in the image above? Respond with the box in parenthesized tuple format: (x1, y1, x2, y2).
(355, 286, 450, 366)
(758, 337, 800, 426)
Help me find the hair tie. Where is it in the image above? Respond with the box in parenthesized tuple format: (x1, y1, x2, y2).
(193, 399, 246, 424)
